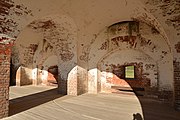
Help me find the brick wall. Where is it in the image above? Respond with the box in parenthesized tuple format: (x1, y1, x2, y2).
(67, 67, 77, 95)
(67, 66, 88, 96)
(0, 43, 12, 118)
(174, 61, 180, 110)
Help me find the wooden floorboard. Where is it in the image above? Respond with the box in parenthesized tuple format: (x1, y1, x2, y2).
(2, 85, 180, 120)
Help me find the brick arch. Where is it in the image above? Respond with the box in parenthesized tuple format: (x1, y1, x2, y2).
(88, 20, 173, 94)
(11, 14, 78, 94)
(97, 49, 158, 94)
(0, 0, 178, 119)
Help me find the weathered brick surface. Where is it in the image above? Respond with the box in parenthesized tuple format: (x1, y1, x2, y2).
(174, 61, 180, 110)
(0, 43, 12, 118)
(68, 78, 77, 95)
(67, 67, 78, 95)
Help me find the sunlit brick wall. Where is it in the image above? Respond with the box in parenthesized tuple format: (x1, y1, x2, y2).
(0, 43, 12, 118)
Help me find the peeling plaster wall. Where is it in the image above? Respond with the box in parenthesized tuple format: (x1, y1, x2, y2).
(2, 0, 173, 95)
(0, 0, 33, 37)
(0, 0, 174, 83)
(140, 0, 180, 109)
(99, 50, 157, 93)
(11, 14, 79, 95)
(0, 0, 179, 118)
(88, 21, 173, 95)
(0, 0, 172, 64)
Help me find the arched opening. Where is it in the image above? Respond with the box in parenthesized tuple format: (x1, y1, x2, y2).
(88, 20, 173, 97)
(40, 55, 59, 86)
(9, 14, 78, 116)
(46, 65, 58, 85)
(88, 20, 174, 119)
(0, 0, 179, 119)
(97, 49, 158, 96)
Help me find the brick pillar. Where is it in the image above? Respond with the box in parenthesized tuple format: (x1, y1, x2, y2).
(58, 79, 67, 95)
(174, 61, 180, 111)
(68, 66, 77, 95)
(58, 68, 67, 95)
(68, 66, 88, 96)
(0, 43, 12, 118)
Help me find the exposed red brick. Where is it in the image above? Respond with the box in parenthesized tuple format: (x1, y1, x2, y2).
(106, 62, 150, 89)
(0, 0, 32, 37)
(173, 61, 180, 110)
(0, 43, 11, 118)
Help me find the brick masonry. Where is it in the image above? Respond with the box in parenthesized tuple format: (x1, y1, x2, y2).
(174, 61, 180, 110)
(0, 43, 12, 118)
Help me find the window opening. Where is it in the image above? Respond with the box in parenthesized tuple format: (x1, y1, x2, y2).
(125, 66, 135, 79)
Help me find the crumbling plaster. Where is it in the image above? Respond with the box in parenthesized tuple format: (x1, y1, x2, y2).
(140, 0, 180, 59)
(0, 0, 179, 118)
(12, 14, 79, 94)
(88, 21, 173, 93)
(0, 0, 177, 95)
(98, 49, 157, 92)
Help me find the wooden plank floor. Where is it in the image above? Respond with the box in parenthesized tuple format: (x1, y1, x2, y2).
(2, 85, 180, 120)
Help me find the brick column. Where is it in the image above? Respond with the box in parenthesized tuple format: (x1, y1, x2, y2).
(58, 79, 67, 95)
(69, 66, 88, 96)
(0, 43, 12, 118)
(67, 66, 77, 95)
(174, 61, 180, 111)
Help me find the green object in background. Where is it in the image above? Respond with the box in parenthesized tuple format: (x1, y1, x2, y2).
(125, 66, 135, 78)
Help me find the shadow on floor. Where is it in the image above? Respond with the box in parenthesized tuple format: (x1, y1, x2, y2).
(113, 87, 180, 120)
(9, 88, 63, 116)
(138, 96, 180, 120)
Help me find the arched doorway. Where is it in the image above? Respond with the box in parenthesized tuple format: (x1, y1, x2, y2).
(9, 14, 78, 116)
(98, 49, 158, 96)
(88, 20, 173, 100)
(11, 14, 78, 94)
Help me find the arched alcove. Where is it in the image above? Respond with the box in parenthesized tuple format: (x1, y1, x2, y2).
(97, 49, 158, 95)
(11, 14, 78, 95)
(88, 20, 173, 100)
(0, 0, 179, 119)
